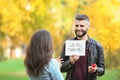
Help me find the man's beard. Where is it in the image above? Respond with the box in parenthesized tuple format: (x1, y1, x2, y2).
(75, 29, 87, 37)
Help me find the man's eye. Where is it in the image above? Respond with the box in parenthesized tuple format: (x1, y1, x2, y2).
(75, 25, 79, 27)
(80, 25, 84, 27)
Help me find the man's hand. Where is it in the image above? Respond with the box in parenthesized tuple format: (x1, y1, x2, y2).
(69, 55, 80, 64)
(88, 64, 97, 73)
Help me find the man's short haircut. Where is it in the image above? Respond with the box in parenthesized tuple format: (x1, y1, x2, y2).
(75, 14, 89, 21)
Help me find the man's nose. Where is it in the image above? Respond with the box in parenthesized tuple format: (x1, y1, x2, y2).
(77, 26, 82, 30)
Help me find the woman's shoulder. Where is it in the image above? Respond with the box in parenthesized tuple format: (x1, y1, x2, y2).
(50, 58, 59, 63)
(44, 58, 59, 74)
(49, 58, 59, 67)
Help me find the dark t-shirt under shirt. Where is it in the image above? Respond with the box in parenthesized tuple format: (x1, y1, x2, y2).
(71, 42, 88, 80)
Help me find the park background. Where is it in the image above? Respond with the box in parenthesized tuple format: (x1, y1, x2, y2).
(0, 0, 120, 80)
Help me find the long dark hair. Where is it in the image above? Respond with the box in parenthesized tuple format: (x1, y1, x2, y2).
(24, 29, 53, 77)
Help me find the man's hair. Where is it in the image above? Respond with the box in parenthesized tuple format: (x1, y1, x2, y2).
(75, 14, 89, 21)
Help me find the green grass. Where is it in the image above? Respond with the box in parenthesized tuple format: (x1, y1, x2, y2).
(97, 68, 120, 80)
(0, 59, 119, 80)
(0, 58, 29, 80)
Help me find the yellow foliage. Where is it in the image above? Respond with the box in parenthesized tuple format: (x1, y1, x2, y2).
(81, 0, 120, 53)
(1, 0, 119, 57)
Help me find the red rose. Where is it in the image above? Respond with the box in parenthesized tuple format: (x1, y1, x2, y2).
(92, 64, 96, 68)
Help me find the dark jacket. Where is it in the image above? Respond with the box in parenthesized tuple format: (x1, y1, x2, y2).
(60, 37, 105, 80)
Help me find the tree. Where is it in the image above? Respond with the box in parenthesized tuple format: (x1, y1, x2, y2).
(81, 0, 120, 68)
(0, 0, 94, 57)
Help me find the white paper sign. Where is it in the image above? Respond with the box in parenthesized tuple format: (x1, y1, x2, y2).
(65, 40, 86, 56)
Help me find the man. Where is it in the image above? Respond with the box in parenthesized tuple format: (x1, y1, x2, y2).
(60, 14, 105, 80)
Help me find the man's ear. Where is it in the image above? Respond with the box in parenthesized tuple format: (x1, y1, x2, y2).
(87, 25, 90, 29)
(86, 27, 89, 31)
(87, 21, 90, 28)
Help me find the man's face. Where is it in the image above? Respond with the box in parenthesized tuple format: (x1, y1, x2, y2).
(74, 20, 89, 37)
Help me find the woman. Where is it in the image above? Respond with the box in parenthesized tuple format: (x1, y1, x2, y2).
(24, 29, 64, 80)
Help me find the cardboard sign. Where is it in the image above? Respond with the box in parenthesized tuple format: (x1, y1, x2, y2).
(65, 40, 86, 56)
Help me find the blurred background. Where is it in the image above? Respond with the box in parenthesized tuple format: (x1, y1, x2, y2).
(0, 0, 120, 80)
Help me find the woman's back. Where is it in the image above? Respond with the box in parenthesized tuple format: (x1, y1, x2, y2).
(29, 58, 64, 80)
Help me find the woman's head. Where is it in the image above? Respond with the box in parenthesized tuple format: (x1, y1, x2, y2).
(24, 29, 53, 77)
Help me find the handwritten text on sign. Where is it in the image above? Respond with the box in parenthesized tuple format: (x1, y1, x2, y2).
(65, 40, 86, 56)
